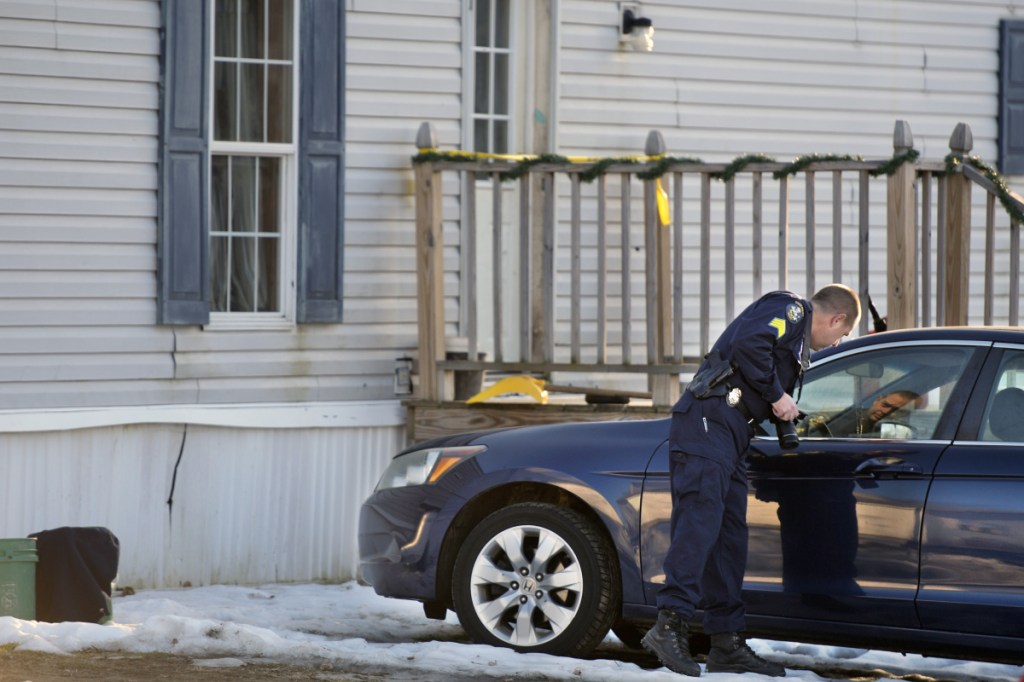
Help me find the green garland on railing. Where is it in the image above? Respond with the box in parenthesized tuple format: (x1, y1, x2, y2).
(413, 146, 1024, 225)
(944, 153, 1024, 225)
(771, 153, 864, 179)
(942, 151, 968, 177)
(499, 154, 573, 181)
(411, 150, 577, 180)
(578, 157, 639, 183)
(412, 150, 479, 165)
(712, 154, 777, 182)
(635, 156, 705, 180)
(869, 148, 920, 177)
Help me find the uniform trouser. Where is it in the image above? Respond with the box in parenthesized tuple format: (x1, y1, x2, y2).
(656, 449, 749, 635)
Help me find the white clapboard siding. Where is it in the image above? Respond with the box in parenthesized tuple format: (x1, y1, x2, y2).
(0, 275, 155, 300)
(0, 1, 463, 411)
(0, 160, 155, 190)
(192, 376, 400, 404)
(0, 52, 169, 398)
(345, 0, 464, 388)
(0, 352, 172, 381)
(0, 301, 155, 327)
(172, 325, 412, 353)
(0, 379, 198, 409)
(0, 326, 169, 354)
(173, 351, 397, 380)
(0, 215, 155, 241)
(558, 0, 1008, 161)
(0, 73, 154, 111)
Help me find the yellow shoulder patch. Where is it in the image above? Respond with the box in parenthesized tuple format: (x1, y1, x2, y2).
(769, 318, 787, 338)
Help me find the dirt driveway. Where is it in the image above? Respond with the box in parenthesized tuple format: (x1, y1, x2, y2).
(0, 648, 399, 681)
(2, 640, 1006, 682)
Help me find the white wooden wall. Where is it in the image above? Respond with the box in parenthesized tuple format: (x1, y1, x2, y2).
(558, 0, 1016, 158)
(344, 0, 465, 350)
(0, 1, 426, 411)
(549, 0, 1024, 350)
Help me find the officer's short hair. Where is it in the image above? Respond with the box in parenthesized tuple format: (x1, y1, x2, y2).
(811, 284, 861, 325)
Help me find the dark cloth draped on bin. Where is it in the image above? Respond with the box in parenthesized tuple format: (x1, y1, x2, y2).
(29, 526, 119, 623)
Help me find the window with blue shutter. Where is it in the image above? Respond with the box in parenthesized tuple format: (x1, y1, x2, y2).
(158, 0, 345, 325)
(999, 19, 1024, 175)
(158, 0, 210, 325)
(298, 0, 346, 323)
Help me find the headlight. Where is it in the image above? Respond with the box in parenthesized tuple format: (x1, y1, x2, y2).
(375, 445, 486, 490)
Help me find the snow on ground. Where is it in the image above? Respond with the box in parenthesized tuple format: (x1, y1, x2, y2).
(0, 582, 1021, 682)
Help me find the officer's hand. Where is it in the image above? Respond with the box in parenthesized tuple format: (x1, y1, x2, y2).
(772, 393, 800, 422)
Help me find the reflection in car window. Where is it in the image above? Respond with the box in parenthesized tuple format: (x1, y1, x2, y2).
(792, 346, 973, 440)
(980, 350, 1024, 442)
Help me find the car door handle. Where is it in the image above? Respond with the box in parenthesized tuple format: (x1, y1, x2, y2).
(854, 457, 923, 479)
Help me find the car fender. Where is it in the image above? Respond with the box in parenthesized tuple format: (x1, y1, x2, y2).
(436, 460, 647, 606)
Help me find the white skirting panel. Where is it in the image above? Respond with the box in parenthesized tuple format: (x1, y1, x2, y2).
(0, 402, 406, 589)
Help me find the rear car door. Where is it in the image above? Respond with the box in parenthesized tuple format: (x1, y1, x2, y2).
(743, 341, 986, 627)
(918, 344, 1024, 636)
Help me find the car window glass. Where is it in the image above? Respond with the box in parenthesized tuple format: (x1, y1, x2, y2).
(979, 350, 1024, 442)
(793, 346, 973, 440)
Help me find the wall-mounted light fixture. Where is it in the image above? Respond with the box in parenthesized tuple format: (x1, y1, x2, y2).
(620, 3, 654, 52)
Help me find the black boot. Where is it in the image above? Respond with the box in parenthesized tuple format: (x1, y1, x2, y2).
(706, 632, 786, 676)
(640, 609, 701, 677)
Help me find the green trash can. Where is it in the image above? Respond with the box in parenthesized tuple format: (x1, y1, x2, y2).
(0, 538, 37, 620)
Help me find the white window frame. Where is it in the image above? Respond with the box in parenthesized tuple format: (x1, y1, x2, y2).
(463, 0, 525, 154)
(205, 0, 300, 331)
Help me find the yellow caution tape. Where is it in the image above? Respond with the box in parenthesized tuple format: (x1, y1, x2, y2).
(656, 178, 670, 226)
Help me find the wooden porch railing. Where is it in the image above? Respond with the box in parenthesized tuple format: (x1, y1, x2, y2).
(413, 120, 1024, 407)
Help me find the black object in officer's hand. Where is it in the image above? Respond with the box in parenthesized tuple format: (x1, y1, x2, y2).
(773, 412, 806, 450)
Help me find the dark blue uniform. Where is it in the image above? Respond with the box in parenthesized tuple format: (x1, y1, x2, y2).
(658, 291, 811, 635)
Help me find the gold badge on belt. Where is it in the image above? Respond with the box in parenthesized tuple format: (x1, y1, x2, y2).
(726, 387, 742, 407)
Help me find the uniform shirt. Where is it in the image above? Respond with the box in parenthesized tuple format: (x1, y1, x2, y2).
(712, 290, 811, 421)
(669, 291, 812, 460)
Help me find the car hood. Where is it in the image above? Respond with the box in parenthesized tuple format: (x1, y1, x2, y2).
(398, 417, 671, 465)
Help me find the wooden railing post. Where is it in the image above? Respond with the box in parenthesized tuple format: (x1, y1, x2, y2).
(534, 172, 556, 363)
(644, 130, 680, 407)
(414, 122, 450, 401)
(886, 120, 917, 330)
(526, 171, 551, 364)
(944, 122, 973, 326)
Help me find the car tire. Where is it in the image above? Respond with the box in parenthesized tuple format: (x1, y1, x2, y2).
(452, 502, 620, 656)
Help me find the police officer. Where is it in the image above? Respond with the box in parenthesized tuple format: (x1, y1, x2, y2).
(641, 284, 861, 677)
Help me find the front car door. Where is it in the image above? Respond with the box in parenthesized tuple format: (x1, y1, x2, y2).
(743, 340, 987, 628)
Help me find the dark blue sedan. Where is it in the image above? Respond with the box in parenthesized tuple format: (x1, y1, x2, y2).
(358, 327, 1024, 664)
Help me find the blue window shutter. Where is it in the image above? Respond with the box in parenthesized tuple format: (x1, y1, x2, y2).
(157, 0, 210, 325)
(1000, 19, 1024, 174)
(297, 0, 346, 323)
